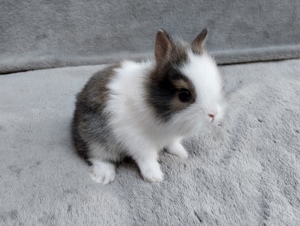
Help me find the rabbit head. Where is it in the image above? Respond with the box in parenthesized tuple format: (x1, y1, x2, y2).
(146, 28, 225, 136)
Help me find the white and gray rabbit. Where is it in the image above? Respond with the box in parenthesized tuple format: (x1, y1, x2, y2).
(72, 28, 224, 184)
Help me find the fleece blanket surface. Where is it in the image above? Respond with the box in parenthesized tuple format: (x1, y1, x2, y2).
(1, 0, 300, 73)
(0, 59, 300, 225)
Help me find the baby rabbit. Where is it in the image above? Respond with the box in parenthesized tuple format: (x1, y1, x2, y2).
(72, 28, 224, 184)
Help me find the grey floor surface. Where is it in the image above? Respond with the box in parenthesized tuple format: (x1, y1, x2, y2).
(0, 59, 299, 225)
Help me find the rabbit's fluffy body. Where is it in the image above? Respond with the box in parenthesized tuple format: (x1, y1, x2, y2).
(72, 29, 224, 184)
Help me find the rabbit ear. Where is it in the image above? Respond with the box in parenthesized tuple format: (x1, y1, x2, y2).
(155, 29, 173, 63)
(191, 28, 209, 53)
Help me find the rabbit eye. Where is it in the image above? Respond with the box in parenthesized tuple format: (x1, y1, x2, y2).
(178, 89, 191, 103)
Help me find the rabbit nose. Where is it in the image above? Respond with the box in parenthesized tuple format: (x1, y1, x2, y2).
(209, 114, 215, 119)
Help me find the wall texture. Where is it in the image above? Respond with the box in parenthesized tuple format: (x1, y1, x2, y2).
(1, 0, 300, 73)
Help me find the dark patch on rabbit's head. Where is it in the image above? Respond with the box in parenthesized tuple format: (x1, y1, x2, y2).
(146, 30, 197, 122)
(147, 64, 197, 122)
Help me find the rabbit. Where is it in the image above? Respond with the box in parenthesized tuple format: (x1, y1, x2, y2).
(72, 28, 225, 184)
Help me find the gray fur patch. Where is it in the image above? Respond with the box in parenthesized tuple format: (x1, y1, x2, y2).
(146, 42, 196, 122)
(72, 64, 126, 163)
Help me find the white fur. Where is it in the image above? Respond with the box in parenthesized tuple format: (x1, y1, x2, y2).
(136, 151, 164, 182)
(180, 50, 224, 123)
(164, 51, 225, 136)
(101, 51, 224, 183)
(90, 159, 116, 184)
(89, 142, 122, 162)
(106, 61, 168, 181)
(165, 139, 188, 159)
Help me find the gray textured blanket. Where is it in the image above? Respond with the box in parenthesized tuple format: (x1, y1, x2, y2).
(1, 59, 299, 225)
(1, 0, 300, 73)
